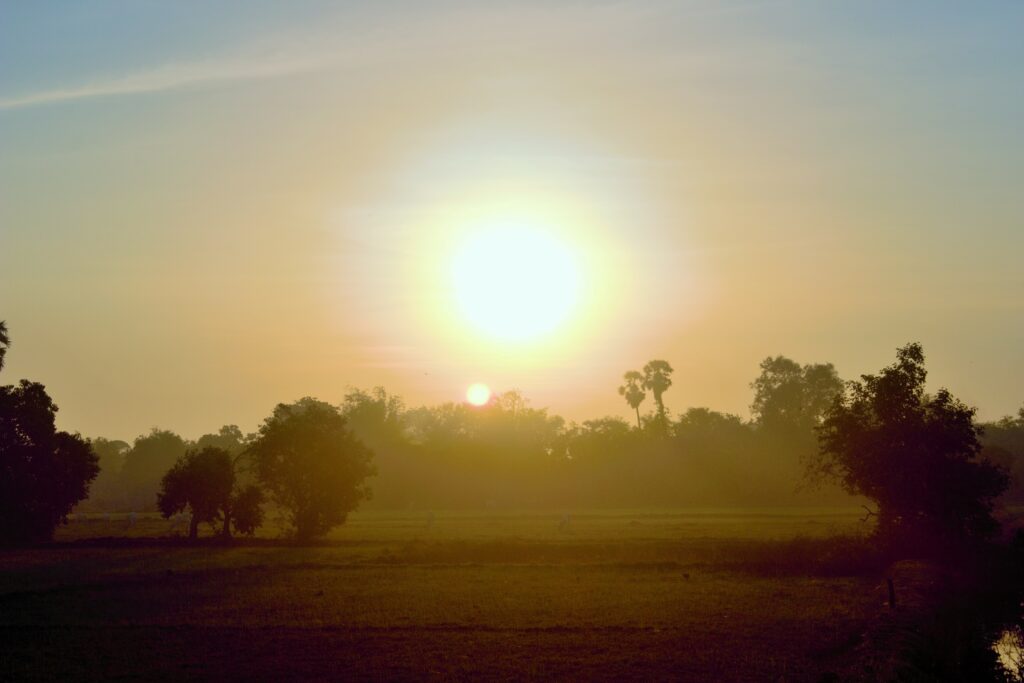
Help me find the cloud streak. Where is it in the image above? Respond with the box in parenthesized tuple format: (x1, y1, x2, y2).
(0, 1, 759, 112)
(0, 53, 327, 111)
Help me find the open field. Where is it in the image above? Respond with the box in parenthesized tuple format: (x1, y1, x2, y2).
(1, 510, 910, 681)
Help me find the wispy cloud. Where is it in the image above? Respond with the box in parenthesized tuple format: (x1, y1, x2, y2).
(0, 52, 328, 111)
(0, 1, 757, 112)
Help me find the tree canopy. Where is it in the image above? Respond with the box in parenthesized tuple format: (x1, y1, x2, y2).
(0, 380, 99, 545)
(157, 446, 263, 539)
(750, 356, 843, 434)
(248, 398, 375, 540)
(119, 429, 189, 511)
(812, 343, 1008, 547)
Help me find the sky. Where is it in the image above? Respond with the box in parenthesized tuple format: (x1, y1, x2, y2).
(1, 1, 1022, 440)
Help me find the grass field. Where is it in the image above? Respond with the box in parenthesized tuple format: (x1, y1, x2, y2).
(0, 509, 911, 681)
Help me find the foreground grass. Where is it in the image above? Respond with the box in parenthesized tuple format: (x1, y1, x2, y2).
(1, 510, 894, 681)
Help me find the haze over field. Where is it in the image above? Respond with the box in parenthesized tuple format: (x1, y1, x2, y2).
(2, 1, 1023, 440)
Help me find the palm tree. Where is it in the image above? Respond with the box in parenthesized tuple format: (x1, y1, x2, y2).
(0, 320, 9, 373)
(642, 360, 674, 425)
(617, 371, 646, 429)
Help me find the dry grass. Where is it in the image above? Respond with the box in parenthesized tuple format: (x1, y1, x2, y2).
(1, 509, 891, 681)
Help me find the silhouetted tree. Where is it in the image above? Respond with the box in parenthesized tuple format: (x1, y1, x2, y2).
(981, 404, 1024, 503)
(401, 395, 565, 508)
(567, 417, 634, 461)
(751, 356, 843, 434)
(0, 380, 99, 545)
(0, 320, 9, 373)
(120, 429, 189, 511)
(157, 446, 263, 539)
(642, 360, 674, 428)
(86, 437, 130, 510)
(248, 398, 375, 540)
(341, 387, 406, 450)
(618, 371, 646, 428)
(194, 425, 246, 455)
(673, 408, 751, 452)
(811, 343, 1008, 548)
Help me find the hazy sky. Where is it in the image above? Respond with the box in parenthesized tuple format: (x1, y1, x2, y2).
(2, 1, 1022, 440)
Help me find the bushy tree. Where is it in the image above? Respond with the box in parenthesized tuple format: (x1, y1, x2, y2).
(566, 417, 634, 461)
(0, 380, 99, 545)
(248, 398, 375, 540)
(673, 408, 752, 455)
(341, 387, 406, 447)
(981, 404, 1024, 503)
(85, 437, 130, 510)
(750, 356, 843, 433)
(194, 425, 246, 455)
(812, 343, 1008, 547)
(120, 428, 189, 511)
(157, 446, 263, 539)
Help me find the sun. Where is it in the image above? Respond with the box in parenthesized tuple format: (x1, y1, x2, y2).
(451, 221, 582, 342)
(466, 382, 492, 406)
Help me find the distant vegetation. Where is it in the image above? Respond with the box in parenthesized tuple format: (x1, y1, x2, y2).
(1, 317, 1022, 547)
(76, 348, 1024, 544)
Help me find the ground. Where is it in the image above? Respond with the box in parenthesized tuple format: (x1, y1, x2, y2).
(1, 510, 896, 681)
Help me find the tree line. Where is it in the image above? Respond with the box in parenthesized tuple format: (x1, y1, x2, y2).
(2, 318, 1022, 550)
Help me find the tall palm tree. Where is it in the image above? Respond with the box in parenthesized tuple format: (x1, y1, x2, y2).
(642, 360, 674, 425)
(617, 370, 646, 429)
(0, 320, 9, 373)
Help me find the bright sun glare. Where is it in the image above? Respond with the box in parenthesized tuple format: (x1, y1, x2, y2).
(466, 382, 492, 406)
(451, 222, 582, 342)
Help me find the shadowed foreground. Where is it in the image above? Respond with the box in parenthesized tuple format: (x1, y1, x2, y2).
(0, 511, 940, 681)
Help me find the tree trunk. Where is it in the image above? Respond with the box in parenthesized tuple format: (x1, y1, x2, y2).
(221, 509, 232, 540)
(188, 516, 199, 540)
(635, 406, 641, 429)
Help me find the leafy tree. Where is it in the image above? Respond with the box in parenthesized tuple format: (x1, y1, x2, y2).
(812, 343, 1008, 547)
(194, 425, 246, 455)
(92, 437, 130, 472)
(229, 484, 265, 536)
(982, 404, 1024, 456)
(642, 360, 674, 427)
(0, 380, 99, 545)
(0, 320, 9, 373)
(750, 356, 843, 433)
(674, 408, 751, 451)
(119, 429, 189, 511)
(567, 417, 634, 461)
(394, 394, 568, 508)
(980, 403, 1024, 504)
(248, 398, 375, 540)
(157, 446, 263, 539)
(86, 437, 131, 510)
(617, 371, 646, 428)
(341, 387, 406, 450)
